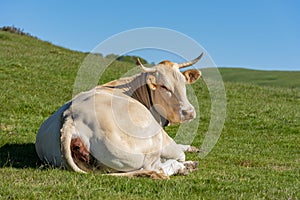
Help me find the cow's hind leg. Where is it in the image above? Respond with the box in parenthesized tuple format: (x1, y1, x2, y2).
(106, 160, 198, 179)
(108, 170, 169, 180)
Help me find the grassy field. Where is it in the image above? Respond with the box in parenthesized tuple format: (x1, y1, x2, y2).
(0, 30, 299, 199)
(220, 67, 300, 88)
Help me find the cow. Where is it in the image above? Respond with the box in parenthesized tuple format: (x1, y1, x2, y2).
(35, 53, 204, 179)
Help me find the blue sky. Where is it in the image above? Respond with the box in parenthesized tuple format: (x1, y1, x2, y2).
(1, 0, 300, 70)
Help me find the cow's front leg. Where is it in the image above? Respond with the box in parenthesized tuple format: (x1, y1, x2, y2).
(161, 132, 185, 162)
(159, 159, 198, 176)
(177, 144, 200, 153)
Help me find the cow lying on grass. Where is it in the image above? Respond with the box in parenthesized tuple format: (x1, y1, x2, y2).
(35, 53, 204, 179)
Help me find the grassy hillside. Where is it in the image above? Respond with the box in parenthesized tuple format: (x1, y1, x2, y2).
(219, 68, 300, 88)
(0, 30, 299, 199)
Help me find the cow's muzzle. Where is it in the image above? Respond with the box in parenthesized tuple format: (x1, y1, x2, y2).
(181, 107, 196, 122)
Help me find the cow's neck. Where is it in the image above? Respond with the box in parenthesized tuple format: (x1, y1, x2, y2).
(102, 73, 169, 127)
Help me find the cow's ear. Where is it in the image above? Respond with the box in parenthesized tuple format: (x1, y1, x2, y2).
(147, 74, 157, 90)
(182, 69, 201, 84)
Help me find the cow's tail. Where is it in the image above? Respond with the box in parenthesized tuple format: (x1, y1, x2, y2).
(60, 109, 86, 173)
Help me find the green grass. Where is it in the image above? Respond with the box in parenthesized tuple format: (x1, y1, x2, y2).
(219, 67, 300, 88)
(1, 30, 300, 199)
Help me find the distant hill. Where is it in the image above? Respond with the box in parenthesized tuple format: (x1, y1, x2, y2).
(219, 68, 300, 88)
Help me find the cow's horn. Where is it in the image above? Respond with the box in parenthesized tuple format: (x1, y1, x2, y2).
(137, 58, 156, 73)
(177, 52, 204, 69)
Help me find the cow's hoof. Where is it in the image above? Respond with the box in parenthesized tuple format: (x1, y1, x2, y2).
(177, 161, 198, 175)
(183, 161, 199, 172)
(186, 146, 200, 153)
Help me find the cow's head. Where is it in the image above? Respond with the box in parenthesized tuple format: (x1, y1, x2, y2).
(137, 53, 203, 124)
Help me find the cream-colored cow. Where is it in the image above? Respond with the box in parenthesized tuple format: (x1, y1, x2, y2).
(35, 53, 203, 179)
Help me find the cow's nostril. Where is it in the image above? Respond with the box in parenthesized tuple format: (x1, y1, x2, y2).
(181, 108, 196, 120)
(182, 110, 188, 116)
(182, 109, 193, 116)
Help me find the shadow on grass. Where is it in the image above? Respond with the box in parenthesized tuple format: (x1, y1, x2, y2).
(0, 143, 40, 168)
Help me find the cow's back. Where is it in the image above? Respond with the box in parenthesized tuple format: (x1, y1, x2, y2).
(35, 101, 71, 167)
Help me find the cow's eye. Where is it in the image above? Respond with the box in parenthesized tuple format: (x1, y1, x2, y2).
(160, 85, 172, 97)
(161, 85, 169, 91)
